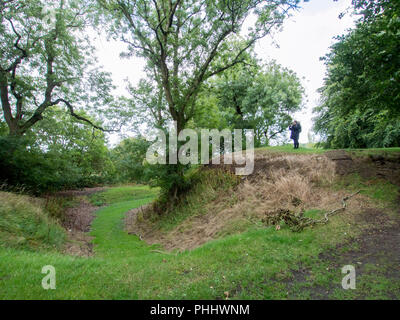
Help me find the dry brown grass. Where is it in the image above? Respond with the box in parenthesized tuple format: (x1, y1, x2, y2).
(125, 153, 365, 251)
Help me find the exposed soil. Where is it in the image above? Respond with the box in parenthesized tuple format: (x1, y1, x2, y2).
(325, 149, 400, 186)
(63, 200, 98, 257)
(124, 152, 361, 251)
(62, 199, 97, 233)
(59, 188, 106, 257)
(288, 150, 400, 299)
(63, 229, 95, 257)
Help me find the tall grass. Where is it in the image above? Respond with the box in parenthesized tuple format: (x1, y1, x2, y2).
(147, 168, 241, 230)
(0, 192, 66, 250)
(0, 178, 398, 299)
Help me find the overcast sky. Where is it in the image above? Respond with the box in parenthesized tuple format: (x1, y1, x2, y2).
(255, 0, 357, 143)
(93, 0, 357, 145)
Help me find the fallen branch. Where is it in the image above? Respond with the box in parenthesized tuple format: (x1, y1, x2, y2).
(263, 190, 362, 232)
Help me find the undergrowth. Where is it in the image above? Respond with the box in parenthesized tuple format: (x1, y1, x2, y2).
(147, 168, 241, 231)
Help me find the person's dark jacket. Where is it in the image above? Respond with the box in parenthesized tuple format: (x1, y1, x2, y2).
(289, 123, 302, 140)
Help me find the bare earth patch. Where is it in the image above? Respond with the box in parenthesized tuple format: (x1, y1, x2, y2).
(63, 229, 94, 257)
(124, 152, 376, 251)
(59, 188, 106, 257)
(326, 149, 400, 185)
(287, 150, 400, 299)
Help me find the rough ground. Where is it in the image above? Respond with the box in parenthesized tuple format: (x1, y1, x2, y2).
(325, 149, 400, 186)
(57, 187, 107, 257)
(289, 150, 400, 299)
(124, 150, 378, 251)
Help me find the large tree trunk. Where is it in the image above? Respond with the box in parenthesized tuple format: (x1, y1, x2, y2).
(0, 73, 23, 136)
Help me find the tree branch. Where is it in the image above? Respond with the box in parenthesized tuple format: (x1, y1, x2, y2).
(52, 98, 118, 132)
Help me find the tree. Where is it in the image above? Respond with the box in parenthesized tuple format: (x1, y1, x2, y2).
(98, 0, 300, 133)
(0, 0, 114, 137)
(97, 0, 301, 199)
(313, 0, 400, 148)
(0, 106, 114, 193)
(212, 60, 303, 146)
(110, 136, 151, 183)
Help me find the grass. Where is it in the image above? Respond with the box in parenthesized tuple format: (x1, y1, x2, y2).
(0, 209, 349, 298)
(334, 173, 399, 207)
(1, 178, 398, 299)
(0, 192, 66, 251)
(89, 185, 159, 206)
(1, 145, 400, 299)
(256, 144, 327, 154)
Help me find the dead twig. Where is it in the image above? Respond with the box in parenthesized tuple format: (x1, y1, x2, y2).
(263, 190, 362, 232)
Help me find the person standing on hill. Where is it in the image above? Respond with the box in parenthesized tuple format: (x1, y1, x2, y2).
(289, 120, 301, 149)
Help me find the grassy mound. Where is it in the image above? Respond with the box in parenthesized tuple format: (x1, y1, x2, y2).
(0, 192, 66, 250)
(1, 154, 399, 299)
(127, 149, 400, 251)
(150, 168, 241, 229)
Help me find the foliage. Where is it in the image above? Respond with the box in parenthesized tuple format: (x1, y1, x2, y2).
(0, 0, 118, 136)
(126, 76, 171, 135)
(197, 60, 304, 146)
(98, 0, 301, 132)
(109, 137, 151, 183)
(313, 0, 400, 148)
(0, 107, 114, 193)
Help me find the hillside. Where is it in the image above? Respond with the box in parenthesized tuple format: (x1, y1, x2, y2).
(1, 147, 399, 299)
(126, 148, 400, 251)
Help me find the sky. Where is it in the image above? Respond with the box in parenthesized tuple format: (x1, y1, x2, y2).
(255, 0, 357, 143)
(92, 0, 357, 145)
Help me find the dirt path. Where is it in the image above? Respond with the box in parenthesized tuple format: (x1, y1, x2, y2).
(58, 187, 107, 257)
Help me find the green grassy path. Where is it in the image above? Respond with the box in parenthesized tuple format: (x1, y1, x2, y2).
(90, 198, 156, 258)
(1, 183, 399, 299)
(0, 192, 157, 299)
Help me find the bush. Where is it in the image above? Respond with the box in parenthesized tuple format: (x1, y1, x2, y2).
(0, 134, 114, 194)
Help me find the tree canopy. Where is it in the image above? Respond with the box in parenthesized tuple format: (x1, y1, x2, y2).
(210, 60, 304, 146)
(313, 0, 400, 148)
(0, 0, 115, 136)
(98, 0, 301, 132)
